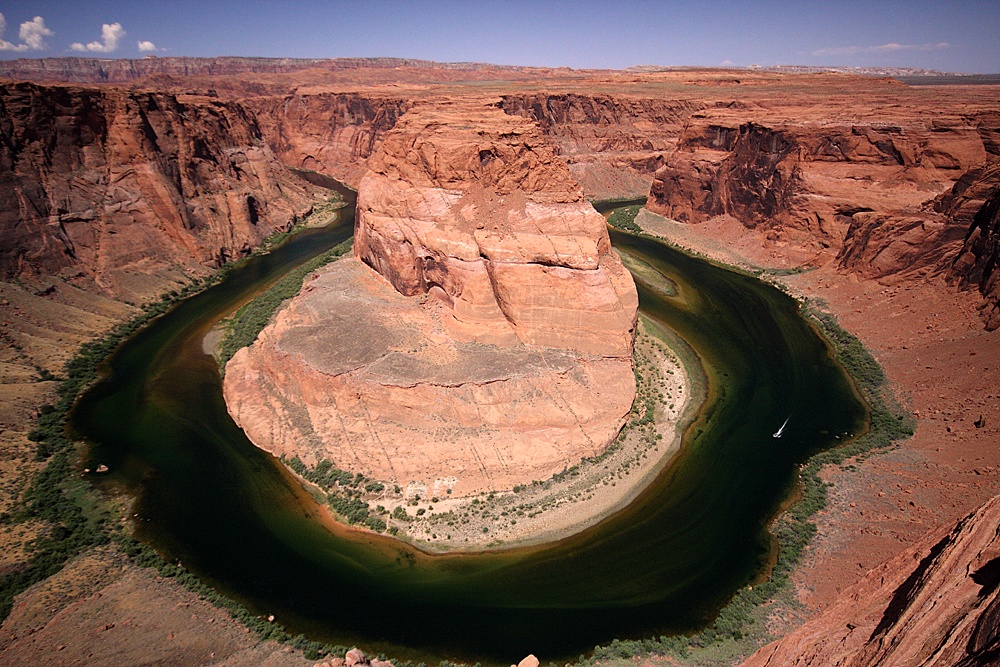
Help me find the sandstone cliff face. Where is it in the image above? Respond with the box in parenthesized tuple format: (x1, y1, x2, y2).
(836, 160, 1000, 329)
(839, 160, 1000, 282)
(224, 101, 638, 496)
(741, 493, 1000, 667)
(0, 81, 320, 297)
(647, 116, 990, 244)
(501, 93, 694, 200)
(244, 93, 408, 187)
(952, 162, 1000, 330)
(0, 56, 538, 85)
(355, 101, 638, 356)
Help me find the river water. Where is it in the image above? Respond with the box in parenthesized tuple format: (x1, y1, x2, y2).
(72, 184, 867, 663)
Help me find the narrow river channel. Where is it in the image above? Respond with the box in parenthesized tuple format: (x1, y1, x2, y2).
(71, 180, 867, 664)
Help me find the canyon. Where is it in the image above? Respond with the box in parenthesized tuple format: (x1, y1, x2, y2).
(1, 58, 999, 666)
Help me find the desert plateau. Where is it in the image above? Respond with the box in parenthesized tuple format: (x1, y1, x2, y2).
(1, 6, 999, 666)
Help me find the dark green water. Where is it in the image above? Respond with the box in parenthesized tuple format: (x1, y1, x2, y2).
(72, 193, 867, 664)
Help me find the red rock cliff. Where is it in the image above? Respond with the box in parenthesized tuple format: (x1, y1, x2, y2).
(243, 93, 408, 187)
(224, 100, 639, 496)
(0, 81, 321, 297)
(741, 493, 1000, 667)
(355, 100, 638, 356)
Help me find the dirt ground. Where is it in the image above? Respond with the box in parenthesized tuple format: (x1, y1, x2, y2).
(0, 546, 312, 667)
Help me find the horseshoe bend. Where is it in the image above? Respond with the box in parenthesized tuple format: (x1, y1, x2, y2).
(0, 52, 999, 667)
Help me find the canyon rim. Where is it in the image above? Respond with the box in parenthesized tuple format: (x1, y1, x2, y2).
(0, 57, 998, 667)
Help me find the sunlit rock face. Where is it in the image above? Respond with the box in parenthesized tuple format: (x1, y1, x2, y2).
(224, 100, 638, 496)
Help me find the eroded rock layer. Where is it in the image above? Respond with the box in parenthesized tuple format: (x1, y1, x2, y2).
(0, 81, 321, 298)
(741, 493, 1000, 667)
(225, 101, 638, 495)
(646, 109, 1000, 326)
(355, 101, 638, 357)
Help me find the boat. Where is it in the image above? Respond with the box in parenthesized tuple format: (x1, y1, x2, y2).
(773, 415, 790, 438)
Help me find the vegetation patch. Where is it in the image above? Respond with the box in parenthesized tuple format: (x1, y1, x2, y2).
(217, 238, 352, 369)
(284, 456, 389, 533)
(605, 204, 644, 233)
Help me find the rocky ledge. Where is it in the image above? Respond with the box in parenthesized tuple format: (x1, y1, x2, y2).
(741, 492, 1000, 667)
(224, 101, 638, 497)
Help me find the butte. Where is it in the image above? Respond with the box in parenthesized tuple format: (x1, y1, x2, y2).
(223, 100, 639, 497)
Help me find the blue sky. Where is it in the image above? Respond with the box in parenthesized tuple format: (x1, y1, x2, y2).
(1, 1, 997, 72)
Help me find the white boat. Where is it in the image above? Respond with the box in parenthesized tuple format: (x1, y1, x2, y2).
(773, 416, 790, 438)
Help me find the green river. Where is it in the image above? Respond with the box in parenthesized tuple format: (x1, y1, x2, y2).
(71, 182, 867, 663)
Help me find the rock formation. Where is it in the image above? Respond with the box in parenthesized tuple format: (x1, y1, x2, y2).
(741, 493, 1000, 667)
(224, 101, 638, 496)
(242, 93, 408, 187)
(838, 159, 1000, 305)
(0, 81, 320, 298)
(0, 56, 543, 85)
(354, 101, 638, 356)
(646, 109, 1000, 326)
(952, 161, 1000, 330)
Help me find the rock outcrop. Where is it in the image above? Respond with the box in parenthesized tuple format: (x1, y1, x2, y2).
(837, 159, 1000, 281)
(646, 108, 1000, 326)
(741, 493, 1000, 667)
(0, 56, 542, 85)
(952, 162, 1000, 330)
(0, 81, 320, 298)
(501, 93, 696, 200)
(355, 101, 638, 356)
(647, 116, 990, 245)
(224, 101, 638, 496)
(244, 93, 408, 187)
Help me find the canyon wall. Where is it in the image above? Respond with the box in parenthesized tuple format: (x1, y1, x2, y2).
(646, 111, 1000, 326)
(0, 81, 321, 298)
(953, 163, 1000, 329)
(741, 492, 1000, 667)
(243, 93, 408, 187)
(224, 101, 638, 496)
(0, 56, 540, 85)
(501, 93, 694, 200)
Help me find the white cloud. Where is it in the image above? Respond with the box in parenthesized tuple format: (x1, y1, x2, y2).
(19, 15, 53, 49)
(720, 59, 734, 66)
(0, 13, 52, 51)
(137, 40, 157, 52)
(71, 22, 126, 53)
(812, 42, 950, 57)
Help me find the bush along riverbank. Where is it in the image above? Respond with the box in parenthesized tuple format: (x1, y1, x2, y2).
(217, 238, 353, 370)
(0, 271, 229, 621)
(0, 206, 360, 664)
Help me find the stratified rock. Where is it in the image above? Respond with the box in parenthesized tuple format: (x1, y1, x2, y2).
(741, 493, 1000, 667)
(0, 81, 320, 297)
(244, 93, 409, 187)
(355, 100, 638, 357)
(647, 116, 992, 249)
(952, 162, 1000, 330)
(224, 101, 637, 497)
